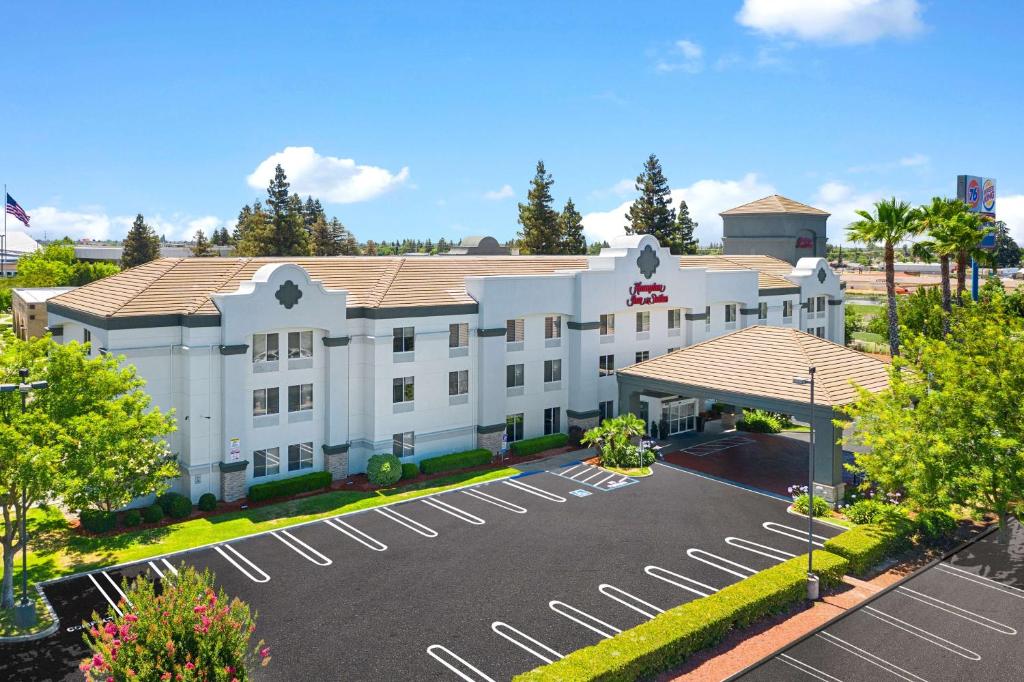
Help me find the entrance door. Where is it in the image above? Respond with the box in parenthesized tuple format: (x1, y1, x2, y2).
(665, 399, 698, 435)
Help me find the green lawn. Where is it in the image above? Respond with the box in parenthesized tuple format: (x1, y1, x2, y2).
(0, 595, 53, 637)
(846, 303, 883, 319)
(852, 331, 887, 344)
(605, 466, 653, 477)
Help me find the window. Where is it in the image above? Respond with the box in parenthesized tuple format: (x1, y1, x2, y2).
(817, 296, 826, 313)
(599, 313, 615, 336)
(506, 319, 524, 343)
(635, 350, 650, 363)
(599, 354, 615, 377)
(449, 322, 469, 348)
(667, 347, 679, 353)
(816, 327, 826, 338)
(252, 387, 279, 416)
(758, 302, 768, 320)
(288, 383, 313, 412)
(725, 304, 737, 323)
(253, 333, 279, 363)
(506, 413, 524, 442)
(393, 431, 415, 458)
(84, 328, 92, 355)
(287, 442, 313, 471)
(544, 359, 561, 383)
(544, 407, 561, 435)
(599, 400, 614, 423)
(288, 330, 313, 359)
(448, 369, 469, 396)
(392, 376, 415, 403)
(506, 364, 524, 388)
(668, 308, 681, 329)
(253, 447, 280, 478)
(636, 311, 650, 332)
(393, 326, 414, 353)
(783, 300, 793, 318)
(544, 316, 561, 339)
(705, 305, 711, 327)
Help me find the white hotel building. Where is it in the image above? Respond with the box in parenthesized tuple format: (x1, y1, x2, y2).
(45, 199, 844, 503)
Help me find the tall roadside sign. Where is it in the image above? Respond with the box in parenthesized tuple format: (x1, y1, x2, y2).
(957, 175, 997, 299)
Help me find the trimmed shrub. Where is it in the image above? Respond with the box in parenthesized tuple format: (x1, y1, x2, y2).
(197, 493, 217, 512)
(157, 492, 189, 516)
(419, 448, 491, 475)
(916, 509, 957, 541)
(791, 492, 832, 518)
(401, 463, 419, 480)
(513, 551, 848, 681)
(737, 409, 782, 433)
(367, 454, 402, 486)
(142, 503, 164, 524)
(823, 523, 908, 575)
(80, 509, 117, 534)
(122, 509, 142, 527)
(166, 495, 193, 520)
(510, 433, 568, 457)
(247, 471, 332, 503)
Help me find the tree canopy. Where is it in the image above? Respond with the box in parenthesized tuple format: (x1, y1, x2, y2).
(121, 214, 162, 268)
(517, 161, 562, 254)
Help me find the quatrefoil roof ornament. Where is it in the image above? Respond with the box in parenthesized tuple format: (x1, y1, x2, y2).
(637, 244, 660, 279)
(275, 280, 303, 309)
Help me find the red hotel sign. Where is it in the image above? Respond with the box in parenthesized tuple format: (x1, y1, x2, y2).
(627, 281, 668, 307)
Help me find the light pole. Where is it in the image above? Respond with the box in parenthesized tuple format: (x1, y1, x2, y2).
(793, 366, 818, 601)
(1, 368, 49, 628)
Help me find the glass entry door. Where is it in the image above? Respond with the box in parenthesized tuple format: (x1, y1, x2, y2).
(665, 399, 697, 435)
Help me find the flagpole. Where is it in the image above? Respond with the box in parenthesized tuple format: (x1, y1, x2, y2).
(2, 183, 7, 280)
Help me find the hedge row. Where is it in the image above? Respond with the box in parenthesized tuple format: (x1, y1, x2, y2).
(510, 433, 568, 457)
(419, 448, 492, 475)
(513, 551, 849, 682)
(248, 471, 332, 502)
(823, 517, 917, 575)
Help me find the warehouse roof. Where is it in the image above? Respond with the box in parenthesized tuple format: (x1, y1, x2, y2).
(719, 194, 830, 217)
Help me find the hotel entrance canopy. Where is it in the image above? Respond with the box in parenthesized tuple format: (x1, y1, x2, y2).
(616, 325, 891, 500)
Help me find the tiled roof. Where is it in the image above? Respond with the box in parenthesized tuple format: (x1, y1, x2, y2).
(719, 194, 830, 216)
(618, 325, 890, 407)
(49, 253, 801, 321)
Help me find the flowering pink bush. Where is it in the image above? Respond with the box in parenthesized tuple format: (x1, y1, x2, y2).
(80, 565, 269, 681)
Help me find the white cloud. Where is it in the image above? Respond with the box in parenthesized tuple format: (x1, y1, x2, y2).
(25, 207, 229, 242)
(736, 0, 924, 45)
(898, 153, 929, 167)
(582, 173, 776, 245)
(655, 39, 705, 74)
(247, 146, 409, 204)
(999, 194, 1024, 244)
(483, 184, 515, 201)
(811, 181, 887, 240)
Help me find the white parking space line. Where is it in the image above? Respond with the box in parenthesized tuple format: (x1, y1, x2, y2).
(504, 478, 566, 502)
(423, 498, 486, 525)
(375, 506, 439, 538)
(324, 517, 388, 551)
(559, 464, 583, 478)
(160, 558, 178, 575)
(725, 537, 795, 562)
(763, 521, 828, 547)
(816, 632, 929, 682)
(549, 600, 621, 639)
(569, 466, 595, 480)
(862, 606, 981, 660)
(579, 469, 604, 483)
(461, 489, 527, 514)
(936, 565, 1024, 599)
(214, 544, 271, 583)
(272, 530, 333, 566)
(894, 586, 1017, 635)
(594, 473, 616, 487)
(778, 653, 846, 681)
(88, 573, 123, 617)
(491, 622, 563, 664)
(103, 571, 133, 608)
(147, 561, 165, 580)
(644, 565, 717, 598)
(599, 583, 664, 619)
(426, 645, 497, 682)
(686, 548, 757, 579)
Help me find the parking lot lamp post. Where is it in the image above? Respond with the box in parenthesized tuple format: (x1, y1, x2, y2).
(1, 368, 49, 628)
(793, 366, 818, 600)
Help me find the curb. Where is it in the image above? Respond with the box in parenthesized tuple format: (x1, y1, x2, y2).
(0, 585, 60, 643)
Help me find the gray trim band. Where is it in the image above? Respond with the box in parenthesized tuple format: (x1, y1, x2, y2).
(566, 409, 599, 419)
(828, 299, 843, 306)
(322, 336, 350, 347)
(759, 287, 801, 296)
(684, 312, 708, 321)
(48, 303, 222, 331)
(477, 327, 507, 337)
(219, 344, 249, 355)
(739, 308, 760, 316)
(476, 423, 506, 434)
(567, 321, 600, 330)
(801, 301, 811, 310)
(346, 303, 478, 320)
(322, 443, 350, 455)
(218, 460, 248, 473)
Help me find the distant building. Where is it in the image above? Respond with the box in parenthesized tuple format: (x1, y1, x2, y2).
(73, 244, 233, 263)
(447, 236, 511, 256)
(0, 231, 42, 277)
(12, 287, 77, 340)
(721, 195, 829, 265)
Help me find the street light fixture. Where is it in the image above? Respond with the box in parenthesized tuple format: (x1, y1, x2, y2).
(1, 367, 49, 628)
(793, 366, 818, 601)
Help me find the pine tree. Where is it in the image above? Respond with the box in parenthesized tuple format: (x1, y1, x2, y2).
(365, 240, 379, 256)
(121, 214, 161, 268)
(674, 199, 699, 255)
(343, 232, 359, 256)
(558, 198, 587, 255)
(517, 161, 561, 254)
(191, 229, 215, 257)
(309, 217, 335, 256)
(234, 202, 275, 257)
(625, 154, 677, 249)
(239, 166, 309, 256)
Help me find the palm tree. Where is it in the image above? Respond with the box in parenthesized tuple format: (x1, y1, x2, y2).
(949, 211, 994, 300)
(915, 197, 962, 315)
(847, 198, 923, 356)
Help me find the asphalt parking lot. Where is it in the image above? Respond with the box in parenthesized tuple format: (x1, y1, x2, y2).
(735, 517, 1024, 682)
(1, 454, 844, 681)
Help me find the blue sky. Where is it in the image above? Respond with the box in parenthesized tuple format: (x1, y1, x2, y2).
(3, 1, 1023, 246)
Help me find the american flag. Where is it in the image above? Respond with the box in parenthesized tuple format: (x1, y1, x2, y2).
(6, 193, 30, 227)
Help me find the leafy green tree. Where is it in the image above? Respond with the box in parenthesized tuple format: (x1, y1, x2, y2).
(674, 199, 699, 254)
(121, 214, 161, 268)
(625, 154, 678, 250)
(10, 240, 118, 288)
(517, 161, 561, 254)
(558, 198, 587, 255)
(68, 261, 120, 286)
(990, 221, 1021, 268)
(581, 413, 652, 468)
(364, 240, 378, 256)
(844, 306, 863, 345)
(865, 286, 945, 343)
(190, 229, 215, 257)
(234, 203, 274, 257)
(587, 240, 610, 255)
(847, 198, 924, 356)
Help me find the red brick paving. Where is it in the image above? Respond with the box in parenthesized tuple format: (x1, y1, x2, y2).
(663, 432, 809, 497)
